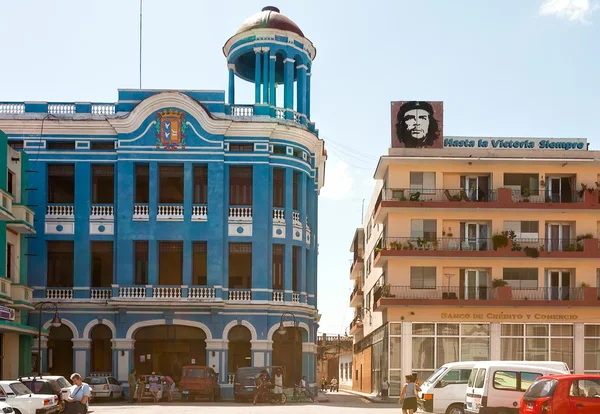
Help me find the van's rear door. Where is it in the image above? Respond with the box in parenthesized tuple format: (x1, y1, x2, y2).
(465, 368, 486, 413)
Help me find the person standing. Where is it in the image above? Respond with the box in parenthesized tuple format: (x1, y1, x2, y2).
(65, 373, 90, 414)
(273, 369, 284, 403)
(148, 372, 160, 403)
(320, 377, 327, 392)
(399, 374, 421, 414)
(137, 375, 146, 403)
(164, 375, 175, 402)
(381, 377, 390, 400)
(128, 369, 138, 403)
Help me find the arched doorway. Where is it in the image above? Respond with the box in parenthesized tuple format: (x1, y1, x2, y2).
(273, 327, 302, 386)
(48, 325, 73, 378)
(90, 324, 113, 374)
(134, 325, 206, 382)
(228, 325, 251, 374)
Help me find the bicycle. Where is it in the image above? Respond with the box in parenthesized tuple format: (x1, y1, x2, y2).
(288, 384, 315, 403)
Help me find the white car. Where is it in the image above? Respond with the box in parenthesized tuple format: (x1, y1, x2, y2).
(83, 376, 123, 399)
(0, 381, 59, 414)
(0, 401, 14, 414)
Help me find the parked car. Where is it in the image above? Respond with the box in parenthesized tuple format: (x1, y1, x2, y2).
(19, 376, 71, 412)
(464, 362, 569, 414)
(82, 376, 123, 400)
(0, 380, 60, 414)
(419, 361, 570, 414)
(137, 375, 164, 401)
(520, 374, 600, 414)
(0, 402, 13, 414)
(233, 366, 285, 402)
(179, 366, 220, 401)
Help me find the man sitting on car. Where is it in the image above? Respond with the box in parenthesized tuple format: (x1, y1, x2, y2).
(65, 373, 90, 414)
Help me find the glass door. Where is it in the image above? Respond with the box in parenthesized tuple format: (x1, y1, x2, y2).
(465, 269, 488, 299)
(547, 270, 571, 300)
(546, 224, 571, 252)
(465, 223, 489, 251)
(547, 177, 561, 202)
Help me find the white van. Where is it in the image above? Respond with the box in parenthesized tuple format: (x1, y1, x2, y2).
(419, 361, 569, 414)
(464, 362, 570, 414)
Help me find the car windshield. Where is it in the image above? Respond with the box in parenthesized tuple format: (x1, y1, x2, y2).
(57, 378, 71, 388)
(524, 379, 558, 398)
(425, 367, 448, 385)
(21, 381, 53, 394)
(10, 382, 33, 395)
(185, 369, 205, 378)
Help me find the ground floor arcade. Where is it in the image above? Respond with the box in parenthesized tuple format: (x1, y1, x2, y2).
(32, 305, 318, 397)
(353, 307, 600, 397)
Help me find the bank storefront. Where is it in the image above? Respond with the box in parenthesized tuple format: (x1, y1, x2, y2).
(355, 308, 600, 397)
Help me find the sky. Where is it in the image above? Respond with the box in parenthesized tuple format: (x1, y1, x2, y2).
(1, 0, 599, 334)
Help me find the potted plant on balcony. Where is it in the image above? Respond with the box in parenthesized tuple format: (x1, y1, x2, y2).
(492, 233, 509, 250)
(522, 187, 531, 202)
(577, 183, 593, 199)
(381, 284, 394, 298)
(492, 278, 509, 288)
(524, 246, 540, 259)
(581, 282, 591, 288)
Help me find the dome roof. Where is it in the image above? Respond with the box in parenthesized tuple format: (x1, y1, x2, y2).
(237, 6, 304, 37)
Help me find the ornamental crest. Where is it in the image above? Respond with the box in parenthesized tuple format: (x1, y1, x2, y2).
(155, 109, 187, 150)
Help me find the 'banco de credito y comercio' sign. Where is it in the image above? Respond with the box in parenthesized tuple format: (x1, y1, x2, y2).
(443, 137, 587, 151)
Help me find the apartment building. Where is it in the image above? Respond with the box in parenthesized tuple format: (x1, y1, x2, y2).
(0, 129, 36, 378)
(350, 100, 600, 396)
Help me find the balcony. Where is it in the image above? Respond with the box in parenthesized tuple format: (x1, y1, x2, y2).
(191, 204, 208, 221)
(374, 237, 600, 266)
(229, 207, 252, 222)
(46, 204, 74, 220)
(8, 204, 35, 233)
(40, 286, 218, 301)
(157, 204, 184, 221)
(133, 204, 149, 221)
(90, 204, 114, 220)
(349, 316, 363, 334)
(374, 187, 600, 223)
(374, 285, 600, 309)
(350, 284, 363, 307)
(10, 284, 33, 307)
(0, 278, 11, 302)
(228, 104, 316, 133)
(350, 258, 364, 280)
(228, 289, 252, 301)
(0, 189, 14, 220)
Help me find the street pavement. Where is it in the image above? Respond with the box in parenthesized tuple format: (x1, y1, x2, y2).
(88, 391, 403, 413)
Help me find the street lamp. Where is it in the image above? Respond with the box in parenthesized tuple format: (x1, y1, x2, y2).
(34, 302, 62, 377)
(277, 311, 297, 385)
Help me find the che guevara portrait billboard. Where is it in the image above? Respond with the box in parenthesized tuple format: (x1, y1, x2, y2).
(391, 101, 443, 148)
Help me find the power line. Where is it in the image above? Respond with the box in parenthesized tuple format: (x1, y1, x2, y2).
(326, 139, 379, 161)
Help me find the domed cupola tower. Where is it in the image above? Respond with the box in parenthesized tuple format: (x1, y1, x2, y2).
(223, 6, 316, 126)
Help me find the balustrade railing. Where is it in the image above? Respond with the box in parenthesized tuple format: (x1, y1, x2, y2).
(273, 209, 285, 223)
(157, 204, 184, 220)
(192, 204, 208, 221)
(0, 103, 25, 114)
(274, 108, 285, 120)
(46, 288, 74, 300)
(272, 291, 284, 302)
(227, 374, 235, 384)
(188, 287, 216, 300)
(293, 112, 301, 124)
(292, 293, 300, 303)
(48, 103, 76, 115)
(231, 105, 254, 117)
(118, 286, 146, 298)
(153, 286, 182, 299)
(228, 289, 252, 301)
(511, 189, 582, 204)
(383, 188, 497, 203)
(91, 104, 116, 115)
(511, 287, 584, 301)
(292, 211, 301, 226)
(379, 286, 497, 301)
(46, 204, 74, 218)
(380, 237, 585, 253)
(90, 288, 112, 300)
(90, 204, 114, 218)
(133, 204, 149, 220)
(229, 207, 252, 222)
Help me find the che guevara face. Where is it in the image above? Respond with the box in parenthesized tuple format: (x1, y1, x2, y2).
(403, 109, 431, 140)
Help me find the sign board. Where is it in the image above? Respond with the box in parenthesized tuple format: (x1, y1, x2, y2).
(443, 137, 587, 151)
(0, 306, 15, 321)
(391, 101, 443, 148)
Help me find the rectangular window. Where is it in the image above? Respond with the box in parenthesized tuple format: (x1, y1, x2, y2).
(8, 141, 23, 150)
(229, 166, 253, 206)
(503, 268, 538, 289)
(411, 219, 437, 240)
(47, 141, 75, 150)
(584, 325, 600, 373)
(159, 165, 184, 204)
(273, 168, 285, 208)
(229, 143, 254, 152)
(192, 242, 207, 285)
(293, 171, 299, 210)
(410, 267, 436, 289)
(47, 241, 74, 287)
(7, 171, 14, 196)
(135, 164, 149, 204)
(47, 164, 75, 203)
(229, 243, 252, 288)
(91, 165, 114, 204)
(292, 246, 300, 292)
(91, 241, 113, 287)
(90, 142, 115, 151)
(158, 241, 183, 285)
(293, 148, 303, 159)
(193, 165, 208, 204)
(493, 371, 518, 391)
(521, 221, 539, 234)
(410, 172, 435, 192)
(504, 173, 539, 194)
(273, 145, 286, 155)
(272, 244, 284, 290)
(134, 241, 148, 285)
(6, 244, 12, 279)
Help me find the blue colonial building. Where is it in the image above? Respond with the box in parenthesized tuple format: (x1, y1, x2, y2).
(0, 6, 325, 395)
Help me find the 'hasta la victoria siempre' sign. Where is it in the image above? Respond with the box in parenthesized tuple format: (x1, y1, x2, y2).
(443, 137, 587, 151)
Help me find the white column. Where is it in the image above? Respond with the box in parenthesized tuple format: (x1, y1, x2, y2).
(251, 340, 273, 368)
(401, 321, 413, 387)
(205, 339, 228, 382)
(72, 339, 91, 378)
(574, 323, 584, 373)
(113, 339, 135, 383)
(490, 323, 501, 360)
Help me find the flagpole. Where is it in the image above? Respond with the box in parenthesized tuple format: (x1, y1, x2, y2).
(139, 0, 143, 89)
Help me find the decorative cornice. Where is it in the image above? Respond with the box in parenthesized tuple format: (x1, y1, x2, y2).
(296, 64, 308, 71)
(283, 58, 296, 63)
(72, 338, 92, 350)
(253, 47, 262, 53)
(112, 339, 135, 350)
(205, 339, 228, 350)
(223, 28, 316, 61)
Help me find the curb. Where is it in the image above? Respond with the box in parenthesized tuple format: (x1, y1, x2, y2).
(343, 389, 398, 404)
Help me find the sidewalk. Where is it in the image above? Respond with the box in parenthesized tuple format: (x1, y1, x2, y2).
(342, 388, 398, 404)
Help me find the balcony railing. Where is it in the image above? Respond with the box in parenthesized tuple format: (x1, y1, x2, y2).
(292, 293, 300, 303)
(349, 315, 363, 332)
(273, 209, 285, 224)
(229, 207, 252, 222)
(90, 288, 112, 300)
(272, 290, 284, 302)
(0, 102, 116, 116)
(157, 204, 184, 221)
(382, 188, 497, 203)
(0, 190, 13, 215)
(46, 288, 74, 300)
(153, 286, 182, 299)
(0, 278, 11, 298)
(379, 286, 497, 301)
(292, 211, 301, 227)
(511, 189, 582, 204)
(133, 204, 149, 220)
(188, 287, 216, 299)
(511, 287, 584, 301)
(228, 289, 252, 301)
(191, 204, 208, 221)
(46, 204, 74, 219)
(90, 204, 114, 219)
(118, 286, 146, 298)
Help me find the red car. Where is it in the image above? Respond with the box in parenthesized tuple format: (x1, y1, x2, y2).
(520, 374, 600, 414)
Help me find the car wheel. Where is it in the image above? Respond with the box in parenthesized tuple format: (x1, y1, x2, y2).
(14, 410, 21, 414)
(447, 404, 464, 414)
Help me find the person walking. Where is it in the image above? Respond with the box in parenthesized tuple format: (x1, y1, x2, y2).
(164, 375, 175, 402)
(128, 369, 138, 403)
(64, 373, 90, 414)
(399, 374, 421, 414)
(381, 377, 390, 400)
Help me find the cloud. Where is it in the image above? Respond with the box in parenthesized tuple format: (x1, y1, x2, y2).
(320, 159, 354, 200)
(539, 0, 595, 22)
